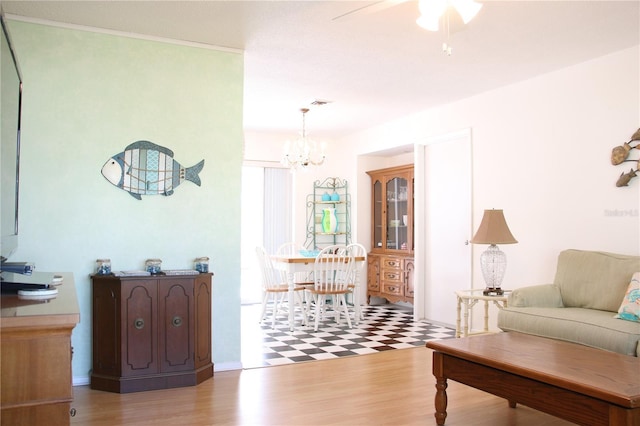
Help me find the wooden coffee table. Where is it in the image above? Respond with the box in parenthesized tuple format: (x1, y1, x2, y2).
(426, 332, 640, 426)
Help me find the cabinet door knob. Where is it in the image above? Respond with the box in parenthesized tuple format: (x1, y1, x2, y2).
(172, 316, 183, 327)
(134, 318, 145, 329)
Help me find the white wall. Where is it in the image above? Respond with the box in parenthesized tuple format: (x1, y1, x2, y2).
(345, 46, 640, 330)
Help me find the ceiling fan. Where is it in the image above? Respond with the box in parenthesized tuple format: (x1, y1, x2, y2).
(332, 0, 483, 55)
(331, 0, 409, 22)
(332, 0, 483, 32)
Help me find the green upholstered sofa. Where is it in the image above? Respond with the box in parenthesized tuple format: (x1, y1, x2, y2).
(497, 249, 640, 356)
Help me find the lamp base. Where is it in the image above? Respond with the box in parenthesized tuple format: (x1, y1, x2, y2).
(479, 244, 507, 297)
(483, 287, 504, 296)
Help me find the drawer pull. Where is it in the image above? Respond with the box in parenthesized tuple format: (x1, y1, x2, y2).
(134, 318, 145, 329)
(70, 408, 77, 417)
(172, 316, 183, 327)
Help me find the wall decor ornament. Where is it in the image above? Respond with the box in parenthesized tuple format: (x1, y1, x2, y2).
(611, 128, 640, 187)
(101, 140, 205, 199)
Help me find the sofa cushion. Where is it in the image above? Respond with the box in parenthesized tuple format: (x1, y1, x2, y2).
(553, 249, 640, 311)
(498, 306, 640, 356)
(508, 284, 563, 308)
(615, 272, 640, 322)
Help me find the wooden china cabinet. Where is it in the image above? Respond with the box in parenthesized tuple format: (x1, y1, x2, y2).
(366, 164, 414, 304)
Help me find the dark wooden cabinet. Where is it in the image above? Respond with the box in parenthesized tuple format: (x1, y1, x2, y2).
(91, 273, 213, 393)
(367, 164, 414, 304)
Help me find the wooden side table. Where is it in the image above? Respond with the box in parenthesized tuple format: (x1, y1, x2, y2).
(1, 273, 80, 425)
(455, 289, 510, 337)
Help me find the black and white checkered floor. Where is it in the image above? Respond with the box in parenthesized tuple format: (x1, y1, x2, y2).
(241, 303, 456, 368)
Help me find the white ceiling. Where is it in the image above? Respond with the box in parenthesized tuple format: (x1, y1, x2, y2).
(2, 0, 639, 138)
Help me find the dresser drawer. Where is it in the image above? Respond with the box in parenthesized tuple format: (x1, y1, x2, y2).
(381, 257, 402, 270)
(382, 282, 404, 296)
(382, 270, 403, 283)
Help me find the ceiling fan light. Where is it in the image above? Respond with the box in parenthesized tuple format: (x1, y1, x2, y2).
(452, 0, 483, 24)
(418, 0, 447, 16)
(416, 15, 440, 31)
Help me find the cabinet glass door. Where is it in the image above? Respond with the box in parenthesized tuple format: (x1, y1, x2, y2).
(373, 179, 383, 249)
(386, 176, 409, 251)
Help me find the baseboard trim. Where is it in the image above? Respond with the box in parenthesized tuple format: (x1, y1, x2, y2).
(216, 361, 243, 371)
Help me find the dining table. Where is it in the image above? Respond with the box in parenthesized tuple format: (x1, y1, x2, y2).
(271, 254, 366, 331)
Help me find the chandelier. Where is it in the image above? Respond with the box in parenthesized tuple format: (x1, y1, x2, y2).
(282, 108, 326, 170)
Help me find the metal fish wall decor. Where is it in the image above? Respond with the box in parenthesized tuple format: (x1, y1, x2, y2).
(611, 128, 640, 187)
(101, 140, 205, 200)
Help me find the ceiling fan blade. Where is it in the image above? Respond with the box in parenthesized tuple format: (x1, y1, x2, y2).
(332, 0, 410, 21)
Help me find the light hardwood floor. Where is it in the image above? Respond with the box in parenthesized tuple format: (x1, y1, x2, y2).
(72, 347, 573, 425)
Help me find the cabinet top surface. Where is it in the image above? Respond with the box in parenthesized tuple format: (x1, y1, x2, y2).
(366, 164, 414, 176)
(1, 272, 79, 328)
(91, 272, 213, 281)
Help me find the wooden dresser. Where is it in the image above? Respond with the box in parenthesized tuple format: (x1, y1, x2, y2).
(90, 273, 213, 393)
(0, 273, 80, 426)
(367, 254, 415, 304)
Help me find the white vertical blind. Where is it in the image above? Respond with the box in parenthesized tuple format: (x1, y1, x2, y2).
(241, 165, 293, 305)
(263, 167, 292, 254)
(240, 166, 265, 304)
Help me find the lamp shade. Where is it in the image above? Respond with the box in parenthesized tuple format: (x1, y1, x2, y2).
(470, 209, 517, 245)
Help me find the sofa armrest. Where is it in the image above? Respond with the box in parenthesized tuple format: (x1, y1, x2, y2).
(508, 284, 564, 308)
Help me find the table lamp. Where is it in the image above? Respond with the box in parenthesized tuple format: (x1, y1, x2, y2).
(470, 209, 518, 296)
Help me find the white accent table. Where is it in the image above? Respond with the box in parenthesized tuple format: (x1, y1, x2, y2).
(455, 288, 510, 338)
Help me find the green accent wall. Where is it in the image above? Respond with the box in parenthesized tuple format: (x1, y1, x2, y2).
(8, 20, 244, 379)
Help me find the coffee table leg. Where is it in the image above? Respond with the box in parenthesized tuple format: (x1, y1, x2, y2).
(432, 351, 448, 425)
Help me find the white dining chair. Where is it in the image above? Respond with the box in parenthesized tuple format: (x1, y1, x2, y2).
(346, 243, 367, 323)
(255, 246, 307, 329)
(276, 242, 316, 309)
(308, 245, 355, 331)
